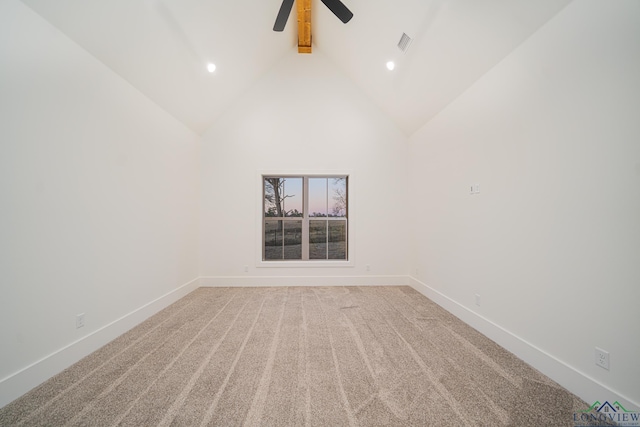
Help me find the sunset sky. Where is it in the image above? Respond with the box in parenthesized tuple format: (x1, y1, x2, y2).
(265, 177, 346, 217)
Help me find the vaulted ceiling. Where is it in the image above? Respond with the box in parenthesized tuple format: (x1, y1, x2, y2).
(20, 0, 573, 136)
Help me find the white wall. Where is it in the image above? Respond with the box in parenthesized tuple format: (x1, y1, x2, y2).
(3, 0, 637, 414)
(408, 0, 640, 408)
(199, 50, 409, 285)
(0, 0, 200, 407)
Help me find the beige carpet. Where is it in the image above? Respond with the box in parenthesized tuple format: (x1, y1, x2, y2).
(0, 286, 589, 426)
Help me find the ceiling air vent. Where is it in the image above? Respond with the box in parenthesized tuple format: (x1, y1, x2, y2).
(397, 33, 412, 52)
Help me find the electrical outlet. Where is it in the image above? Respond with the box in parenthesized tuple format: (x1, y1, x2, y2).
(595, 347, 610, 370)
(475, 294, 481, 307)
(366, 264, 371, 272)
(244, 265, 249, 273)
(76, 313, 85, 329)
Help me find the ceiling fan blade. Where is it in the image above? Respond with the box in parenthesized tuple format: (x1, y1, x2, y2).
(273, 0, 295, 32)
(320, 0, 353, 24)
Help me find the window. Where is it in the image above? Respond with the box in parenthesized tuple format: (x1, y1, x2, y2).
(263, 176, 348, 261)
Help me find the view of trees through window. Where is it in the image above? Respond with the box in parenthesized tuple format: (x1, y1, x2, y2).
(263, 176, 348, 261)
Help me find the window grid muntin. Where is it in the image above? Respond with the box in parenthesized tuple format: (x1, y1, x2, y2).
(262, 175, 348, 261)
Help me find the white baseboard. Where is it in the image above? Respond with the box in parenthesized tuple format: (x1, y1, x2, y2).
(4, 275, 637, 413)
(199, 275, 409, 287)
(0, 277, 200, 409)
(408, 276, 639, 411)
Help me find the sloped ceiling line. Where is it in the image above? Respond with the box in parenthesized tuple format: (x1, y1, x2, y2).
(20, 0, 573, 136)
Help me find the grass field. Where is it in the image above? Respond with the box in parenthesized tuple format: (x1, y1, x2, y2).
(264, 242, 346, 260)
(264, 220, 347, 260)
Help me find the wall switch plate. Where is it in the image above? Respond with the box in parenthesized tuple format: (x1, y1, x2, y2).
(595, 347, 610, 370)
(76, 313, 85, 329)
(470, 184, 480, 195)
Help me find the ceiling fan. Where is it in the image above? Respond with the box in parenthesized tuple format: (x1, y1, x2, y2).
(273, 0, 353, 53)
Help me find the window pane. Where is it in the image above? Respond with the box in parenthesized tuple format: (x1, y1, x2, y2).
(264, 179, 278, 217)
(264, 220, 283, 260)
(328, 220, 347, 260)
(264, 177, 303, 217)
(309, 178, 327, 217)
(283, 178, 303, 217)
(309, 220, 327, 259)
(328, 177, 347, 217)
(283, 221, 302, 260)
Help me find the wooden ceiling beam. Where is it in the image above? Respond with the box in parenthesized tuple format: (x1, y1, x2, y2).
(297, 0, 312, 53)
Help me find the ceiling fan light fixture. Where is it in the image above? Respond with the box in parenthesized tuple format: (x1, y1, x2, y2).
(386, 61, 395, 71)
(207, 63, 216, 73)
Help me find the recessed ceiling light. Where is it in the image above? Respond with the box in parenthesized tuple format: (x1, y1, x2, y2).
(386, 61, 395, 71)
(207, 63, 216, 73)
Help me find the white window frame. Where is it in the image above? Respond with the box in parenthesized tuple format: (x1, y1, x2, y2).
(256, 171, 355, 268)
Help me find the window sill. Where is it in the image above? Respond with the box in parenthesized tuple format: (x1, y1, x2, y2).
(257, 260, 355, 268)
